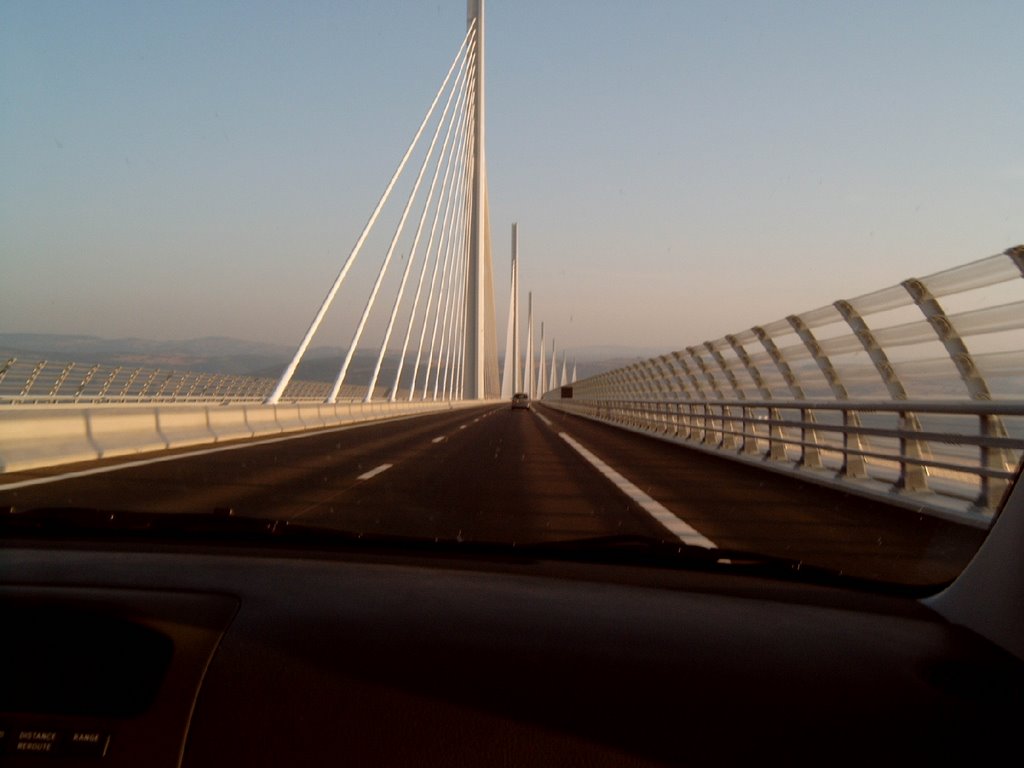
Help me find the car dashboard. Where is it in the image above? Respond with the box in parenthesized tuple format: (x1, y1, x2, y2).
(2, 489, 1023, 767)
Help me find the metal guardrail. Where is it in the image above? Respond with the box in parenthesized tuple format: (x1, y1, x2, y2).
(546, 246, 1024, 525)
(549, 397, 1023, 522)
(0, 360, 396, 405)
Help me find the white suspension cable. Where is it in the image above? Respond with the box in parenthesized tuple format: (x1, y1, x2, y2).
(456, 278, 469, 398)
(266, 24, 474, 404)
(444, 98, 476, 400)
(536, 321, 546, 396)
(364, 41, 474, 401)
(411, 169, 461, 400)
(425, 106, 473, 399)
(452, 164, 475, 400)
(435, 188, 469, 399)
(444, 155, 474, 399)
(500, 223, 518, 398)
(549, 338, 557, 391)
(399, 97, 470, 400)
(456, 189, 475, 399)
(524, 292, 534, 399)
(443, 241, 469, 399)
(419, 192, 460, 399)
(329, 41, 476, 404)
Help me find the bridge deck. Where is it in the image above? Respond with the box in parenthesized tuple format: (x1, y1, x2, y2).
(0, 404, 984, 585)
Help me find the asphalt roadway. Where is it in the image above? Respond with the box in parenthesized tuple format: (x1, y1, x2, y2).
(0, 403, 986, 584)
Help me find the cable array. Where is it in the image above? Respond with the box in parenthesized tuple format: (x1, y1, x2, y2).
(267, 22, 481, 404)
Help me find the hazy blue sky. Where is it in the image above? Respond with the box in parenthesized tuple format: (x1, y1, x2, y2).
(2, 1, 1022, 356)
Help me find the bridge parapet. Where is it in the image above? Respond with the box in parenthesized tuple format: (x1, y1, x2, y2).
(0, 399, 489, 475)
(0, 360, 491, 473)
(547, 247, 1024, 526)
(0, 360, 397, 405)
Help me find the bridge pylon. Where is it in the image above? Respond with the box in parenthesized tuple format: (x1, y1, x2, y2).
(465, 0, 500, 399)
(265, 1, 500, 405)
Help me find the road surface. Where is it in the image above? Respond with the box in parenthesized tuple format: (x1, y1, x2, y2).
(0, 403, 986, 583)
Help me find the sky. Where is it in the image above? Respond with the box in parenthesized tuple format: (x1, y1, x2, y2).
(2, 0, 1022, 359)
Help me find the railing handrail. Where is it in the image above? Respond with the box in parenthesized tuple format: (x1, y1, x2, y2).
(559, 396, 1024, 417)
(549, 397, 1022, 524)
(0, 357, 426, 405)
(552, 248, 1024, 525)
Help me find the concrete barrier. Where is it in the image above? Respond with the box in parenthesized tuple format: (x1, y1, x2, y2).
(0, 399, 488, 474)
(243, 405, 284, 438)
(156, 407, 217, 450)
(207, 407, 255, 443)
(333, 403, 358, 428)
(273, 405, 307, 433)
(87, 408, 167, 459)
(0, 409, 99, 472)
(298, 405, 326, 430)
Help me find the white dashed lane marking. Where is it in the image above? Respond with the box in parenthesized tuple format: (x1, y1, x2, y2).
(356, 463, 393, 481)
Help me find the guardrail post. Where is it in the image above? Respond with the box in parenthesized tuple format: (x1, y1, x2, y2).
(685, 347, 733, 449)
(903, 279, 993, 396)
(741, 406, 757, 454)
(667, 354, 716, 450)
(901, 276, 1012, 503)
(766, 407, 785, 461)
(688, 403, 701, 443)
(155, 371, 173, 399)
(841, 409, 868, 478)
(787, 314, 865, 477)
(753, 328, 820, 468)
(117, 367, 142, 401)
(96, 366, 121, 400)
(171, 372, 189, 401)
(897, 410, 929, 492)
(0, 357, 15, 387)
(20, 360, 47, 399)
(978, 413, 1009, 511)
(706, 341, 750, 452)
(73, 364, 101, 402)
(833, 299, 935, 479)
(48, 362, 75, 400)
(799, 406, 821, 469)
(137, 368, 159, 399)
(726, 335, 785, 461)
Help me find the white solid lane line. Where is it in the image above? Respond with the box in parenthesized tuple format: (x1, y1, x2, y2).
(356, 463, 393, 481)
(558, 432, 717, 549)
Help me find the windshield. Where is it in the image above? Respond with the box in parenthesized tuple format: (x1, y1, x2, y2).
(2, 1, 1022, 590)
